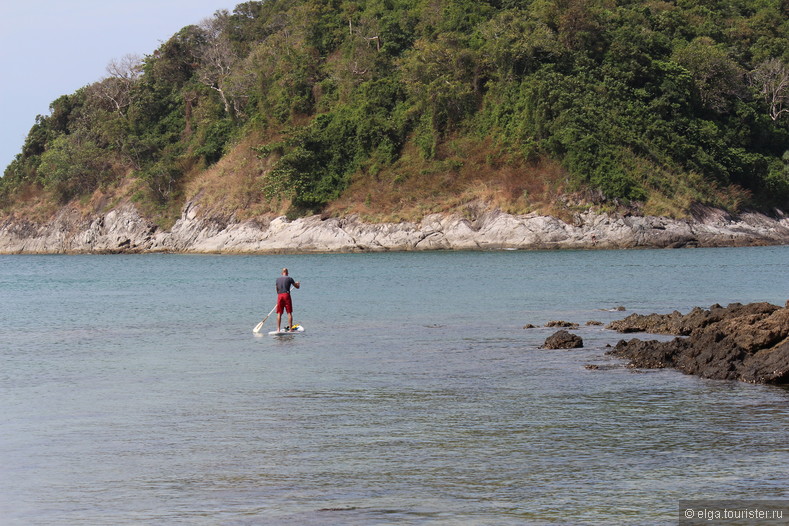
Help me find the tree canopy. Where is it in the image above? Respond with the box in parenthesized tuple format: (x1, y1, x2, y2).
(2, 0, 788, 219)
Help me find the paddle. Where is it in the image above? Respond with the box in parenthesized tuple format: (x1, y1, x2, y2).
(253, 305, 277, 333)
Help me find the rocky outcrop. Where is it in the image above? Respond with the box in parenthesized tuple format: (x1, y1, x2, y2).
(606, 302, 780, 335)
(607, 302, 789, 384)
(546, 320, 580, 328)
(0, 205, 158, 254)
(542, 330, 584, 349)
(1, 200, 788, 254)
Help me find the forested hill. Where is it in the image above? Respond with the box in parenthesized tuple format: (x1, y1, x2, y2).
(2, 0, 789, 225)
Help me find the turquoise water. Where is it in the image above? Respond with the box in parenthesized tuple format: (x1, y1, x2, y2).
(1, 247, 788, 524)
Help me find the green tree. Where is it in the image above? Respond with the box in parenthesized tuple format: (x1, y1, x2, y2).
(673, 37, 747, 113)
(401, 34, 481, 142)
(480, 9, 562, 80)
(38, 136, 113, 202)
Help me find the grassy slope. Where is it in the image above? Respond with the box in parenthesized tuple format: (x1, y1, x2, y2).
(0, 127, 737, 229)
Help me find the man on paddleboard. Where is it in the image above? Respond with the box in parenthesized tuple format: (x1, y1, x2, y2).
(275, 268, 300, 332)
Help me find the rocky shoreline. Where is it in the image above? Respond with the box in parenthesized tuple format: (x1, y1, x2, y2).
(606, 302, 789, 384)
(0, 200, 787, 254)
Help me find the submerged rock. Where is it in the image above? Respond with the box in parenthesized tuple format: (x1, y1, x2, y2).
(546, 320, 580, 328)
(607, 302, 789, 384)
(543, 330, 584, 349)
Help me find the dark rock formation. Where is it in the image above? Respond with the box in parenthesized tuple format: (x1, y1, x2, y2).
(543, 330, 584, 349)
(606, 302, 780, 335)
(546, 320, 580, 328)
(607, 302, 789, 384)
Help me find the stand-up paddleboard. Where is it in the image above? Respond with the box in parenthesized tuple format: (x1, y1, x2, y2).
(268, 325, 305, 336)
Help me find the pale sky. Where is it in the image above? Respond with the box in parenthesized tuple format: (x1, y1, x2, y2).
(0, 0, 236, 173)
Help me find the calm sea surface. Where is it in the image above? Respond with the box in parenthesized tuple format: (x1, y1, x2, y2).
(1, 247, 788, 525)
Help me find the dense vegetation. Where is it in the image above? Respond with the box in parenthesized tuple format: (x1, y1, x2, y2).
(2, 0, 789, 222)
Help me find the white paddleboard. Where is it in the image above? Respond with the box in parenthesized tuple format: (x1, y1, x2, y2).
(268, 325, 305, 336)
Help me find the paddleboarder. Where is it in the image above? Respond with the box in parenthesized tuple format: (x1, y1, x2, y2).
(275, 268, 300, 332)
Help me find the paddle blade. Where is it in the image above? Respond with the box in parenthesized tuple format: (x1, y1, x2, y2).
(253, 305, 277, 333)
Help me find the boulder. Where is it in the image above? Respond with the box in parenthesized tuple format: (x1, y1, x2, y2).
(543, 330, 584, 349)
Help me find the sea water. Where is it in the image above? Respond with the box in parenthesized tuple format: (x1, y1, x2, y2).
(1, 247, 787, 525)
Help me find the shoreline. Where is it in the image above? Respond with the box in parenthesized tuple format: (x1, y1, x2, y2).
(1, 201, 788, 254)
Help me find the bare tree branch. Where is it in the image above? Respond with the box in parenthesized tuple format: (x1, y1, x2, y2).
(750, 59, 789, 121)
(107, 53, 143, 82)
(92, 54, 143, 116)
(197, 12, 237, 116)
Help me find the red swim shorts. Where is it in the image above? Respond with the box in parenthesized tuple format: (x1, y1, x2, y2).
(276, 293, 292, 314)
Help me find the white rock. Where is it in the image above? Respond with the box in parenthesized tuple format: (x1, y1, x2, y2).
(1, 201, 788, 254)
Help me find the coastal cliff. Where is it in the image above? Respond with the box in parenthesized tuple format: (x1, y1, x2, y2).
(1, 201, 787, 254)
